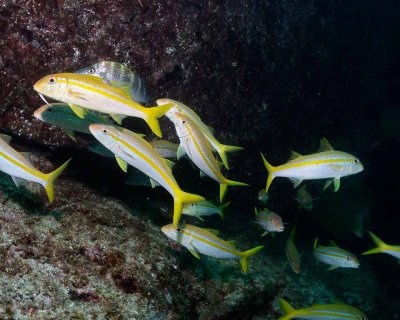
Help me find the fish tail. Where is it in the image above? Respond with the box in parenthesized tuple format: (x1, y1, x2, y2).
(260, 153, 276, 192)
(362, 231, 388, 255)
(218, 144, 244, 170)
(144, 103, 174, 137)
(173, 191, 205, 227)
(278, 298, 296, 320)
(218, 201, 231, 220)
(43, 158, 72, 203)
(239, 245, 264, 273)
(220, 179, 249, 202)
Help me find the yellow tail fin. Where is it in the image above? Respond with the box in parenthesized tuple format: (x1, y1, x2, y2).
(278, 298, 296, 320)
(220, 179, 249, 202)
(239, 245, 264, 273)
(144, 103, 174, 137)
(173, 191, 205, 227)
(43, 158, 72, 203)
(362, 231, 388, 255)
(218, 144, 244, 170)
(260, 153, 275, 192)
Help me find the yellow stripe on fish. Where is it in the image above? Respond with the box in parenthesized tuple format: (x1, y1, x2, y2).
(33, 73, 173, 137)
(261, 138, 363, 193)
(157, 98, 243, 169)
(171, 112, 247, 202)
(89, 124, 204, 227)
(0, 134, 71, 203)
(161, 223, 263, 273)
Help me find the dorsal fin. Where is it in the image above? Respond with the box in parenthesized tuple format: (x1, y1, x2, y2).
(329, 240, 338, 247)
(319, 137, 334, 152)
(288, 150, 302, 160)
(204, 228, 220, 236)
(163, 158, 175, 170)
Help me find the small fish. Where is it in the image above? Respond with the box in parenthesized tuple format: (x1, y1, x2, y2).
(33, 103, 113, 140)
(149, 139, 179, 159)
(89, 124, 204, 227)
(294, 185, 314, 211)
(76, 61, 150, 105)
(286, 225, 301, 274)
(182, 200, 230, 220)
(313, 238, 360, 270)
(161, 223, 264, 273)
(157, 98, 243, 169)
(254, 207, 284, 236)
(362, 231, 400, 260)
(278, 297, 368, 320)
(33, 73, 173, 137)
(0, 134, 71, 203)
(261, 138, 364, 193)
(171, 112, 247, 202)
(257, 188, 269, 203)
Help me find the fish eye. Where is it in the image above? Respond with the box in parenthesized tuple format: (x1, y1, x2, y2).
(346, 256, 351, 260)
(88, 69, 94, 73)
(176, 228, 182, 233)
(102, 129, 107, 133)
(48, 108, 53, 112)
(49, 78, 55, 83)
(269, 219, 273, 223)
(354, 159, 358, 163)
(182, 120, 186, 124)
(191, 203, 194, 206)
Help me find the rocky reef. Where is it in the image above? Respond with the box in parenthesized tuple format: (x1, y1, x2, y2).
(0, 152, 378, 319)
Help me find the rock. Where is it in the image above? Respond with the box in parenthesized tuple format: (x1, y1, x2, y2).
(0, 154, 379, 319)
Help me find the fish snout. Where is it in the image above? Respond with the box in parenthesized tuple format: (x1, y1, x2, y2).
(88, 124, 105, 135)
(33, 105, 47, 121)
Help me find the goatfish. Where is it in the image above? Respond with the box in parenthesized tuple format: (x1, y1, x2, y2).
(313, 238, 360, 271)
(88, 124, 204, 227)
(33, 73, 173, 137)
(161, 223, 264, 273)
(76, 61, 150, 105)
(171, 112, 247, 202)
(254, 207, 284, 236)
(182, 200, 231, 220)
(286, 225, 301, 274)
(0, 134, 71, 203)
(362, 231, 400, 260)
(278, 297, 368, 320)
(261, 138, 363, 193)
(294, 185, 314, 211)
(33, 103, 113, 140)
(157, 98, 243, 169)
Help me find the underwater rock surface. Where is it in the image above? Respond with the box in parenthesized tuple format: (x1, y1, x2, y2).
(0, 155, 378, 319)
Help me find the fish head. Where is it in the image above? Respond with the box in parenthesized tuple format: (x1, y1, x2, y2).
(76, 61, 109, 79)
(267, 212, 285, 232)
(173, 112, 192, 138)
(340, 251, 360, 268)
(349, 156, 364, 174)
(89, 124, 121, 151)
(182, 203, 197, 215)
(161, 223, 188, 245)
(34, 103, 73, 123)
(33, 74, 68, 101)
(33, 104, 50, 121)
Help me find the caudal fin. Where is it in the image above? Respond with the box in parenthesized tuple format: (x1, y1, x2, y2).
(260, 153, 276, 192)
(43, 158, 72, 203)
(362, 231, 388, 255)
(173, 191, 205, 227)
(239, 245, 264, 273)
(144, 103, 174, 137)
(220, 179, 249, 202)
(218, 201, 231, 220)
(278, 298, 296, 320)
(218, 144, 244, 170)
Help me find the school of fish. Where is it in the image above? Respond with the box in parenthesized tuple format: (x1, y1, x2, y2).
(0, 60, 395, 318)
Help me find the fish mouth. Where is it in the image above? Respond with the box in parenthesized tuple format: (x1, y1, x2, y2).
(276, 227, 285, 232)
(33, 106, 46, 121)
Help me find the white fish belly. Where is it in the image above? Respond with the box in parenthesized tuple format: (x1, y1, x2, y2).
(191, 237, 238, 259)
(0, 156, 43, 185)
(115, 143, 176, 196)
(66, 86, 145, 119)
(277, 163, 341, 180)
(314, 249, 342, 266)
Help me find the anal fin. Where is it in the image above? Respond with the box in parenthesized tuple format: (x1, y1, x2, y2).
(115, 155, 128, 172)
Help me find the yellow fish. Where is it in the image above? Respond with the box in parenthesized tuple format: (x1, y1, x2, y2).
(33, 73, 172, 137)
(162, 223, 263, 273)
(0, 134, 71, 203)
(157, 98, 243, 169)
(88, 124, 204, 227)
(261, 138, 363, 193)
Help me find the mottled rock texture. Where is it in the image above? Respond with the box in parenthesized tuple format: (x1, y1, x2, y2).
(0, 154, 378, 319)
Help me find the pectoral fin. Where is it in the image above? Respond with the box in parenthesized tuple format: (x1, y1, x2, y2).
(177, 144, 186, 160)
(261, 230, 269, 237)
(115, 155, 128, 172)
(327, 265, 338, 271)
(333, 178, 340, 192)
